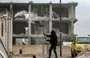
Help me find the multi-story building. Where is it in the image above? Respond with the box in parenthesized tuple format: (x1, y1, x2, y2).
(0, 1, 78, 58)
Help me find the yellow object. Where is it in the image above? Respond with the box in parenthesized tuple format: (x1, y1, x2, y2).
(71, 36, 87, 57)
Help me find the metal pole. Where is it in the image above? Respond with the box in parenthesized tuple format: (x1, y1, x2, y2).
(59, 0, 62, 57)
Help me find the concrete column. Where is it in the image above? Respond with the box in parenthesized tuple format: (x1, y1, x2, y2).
(3, 20, 6, 49)
(49, 2, 52, 32)
(5, 18, 8, 50)
(5, 11, 10, 51)
(71, 4, 75, 18)
(69, 3, 75, 37)
(71, 4, 74, 35)
(7, 19, 10, 50)
(9, 3, 13, 52)
(28, 2, 32, 44)
(69, 3, 75, 18)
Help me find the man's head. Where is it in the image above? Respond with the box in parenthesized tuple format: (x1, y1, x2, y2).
(51, 30, 56, 35)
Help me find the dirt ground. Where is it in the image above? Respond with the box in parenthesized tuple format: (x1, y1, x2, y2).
(61, 46, 71, 58)
(13, 45, 72, 58)
(45, 46, 71, 58)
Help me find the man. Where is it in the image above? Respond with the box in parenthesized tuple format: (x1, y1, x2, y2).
(44, 30, 58, 58)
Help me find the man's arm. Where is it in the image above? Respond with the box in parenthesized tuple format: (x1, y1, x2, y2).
(43, 34, 51, 42)
(43, 34, 51, 37)
(46, 40, 50, 42)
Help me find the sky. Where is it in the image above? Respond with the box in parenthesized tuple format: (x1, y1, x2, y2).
(0, 0, 90, 37)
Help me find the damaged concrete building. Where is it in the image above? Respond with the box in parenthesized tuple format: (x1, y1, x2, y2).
(0, 2, 77, 58)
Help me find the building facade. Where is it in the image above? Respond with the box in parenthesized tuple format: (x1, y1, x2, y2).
(0, 2, 77, 58)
